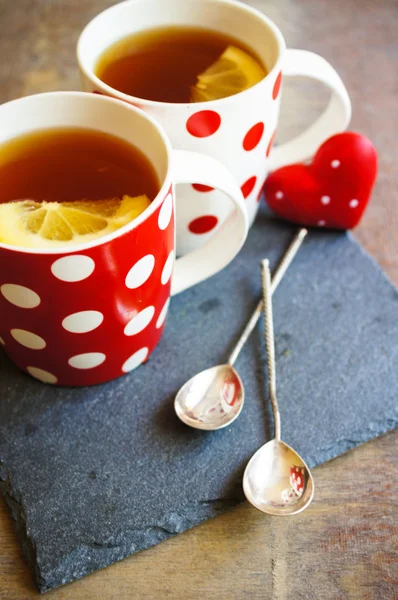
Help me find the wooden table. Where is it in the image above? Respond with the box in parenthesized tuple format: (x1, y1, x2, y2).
(0, 1, 397, 598)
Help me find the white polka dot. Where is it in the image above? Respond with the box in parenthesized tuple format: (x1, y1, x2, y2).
(292, 473, 296, 480)
(1, 284, 41, 309)
(122, 347, 149, 373)
(0, 336, 5, 346)
(349, 199, 359, 208)
(275, 191, 284, 199)
(11, 329, 46, 350)
(318, 220, 326, 227)
(62, 311, 104, 334)
(161, 251, 174, 285)
(27, 366, 58, 384)
(125, 255, 155, 289)
(51, 255, 95, 282)
(156, 298, 170, 329)
(331, 159, 340, 168)
(321, 195, 331, 205)
(68, 352, 106, 369)
(297, 476, 302, 485)
(124, 306, 155, 336)
(158, 193, 173, 230)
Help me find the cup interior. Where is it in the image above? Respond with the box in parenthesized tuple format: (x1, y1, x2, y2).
(78, 0, 283, 92)
(0, 92, 169, 186)
(0, 92, 171, 253)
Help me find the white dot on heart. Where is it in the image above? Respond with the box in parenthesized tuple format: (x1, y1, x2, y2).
(27, 366, 58, 384)
(125, 255, 155, 289)
(292, 473, 296, 480)
(156, 298, 170, 329)
(349, 199, 359, 208)
(1, 284, 41, 309)
(321, 195, 331, 205)
(161, 251, 174, 285)
(124, 306, 155, 336)
(68, 352, 106, 369)
(158, 193, 173, 230)
(62, 310, 104, 334)
(11, 329, 46, 350)
(318, 220, 326, 227)
(297, 476, 302, 485)
(275, 191, 284, 199)
(0, 336, 5, 346)
(331, 159, 340, 168)
(122, 347, 149, 373)
(51, 255, 95, 282)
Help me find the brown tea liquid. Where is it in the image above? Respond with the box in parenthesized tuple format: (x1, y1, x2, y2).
(95, 26, 265, 103)
(0, 128, 159, 204)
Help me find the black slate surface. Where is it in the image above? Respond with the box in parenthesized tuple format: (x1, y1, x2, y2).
(1, 207, 398, 592)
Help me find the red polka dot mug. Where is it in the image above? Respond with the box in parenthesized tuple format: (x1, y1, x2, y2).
(0, 92, 247, 386)
(78, 0, 352, 256)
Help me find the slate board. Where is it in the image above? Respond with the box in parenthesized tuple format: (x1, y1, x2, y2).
(1, 207, 397, 592)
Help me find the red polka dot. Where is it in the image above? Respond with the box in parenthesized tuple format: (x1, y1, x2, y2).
(186, 111, 221, 138)
(192, 184, 214, 193)
(243, 122, 264, 151)
(272, 72, 282, 100)
(188, 215, 218, 234)
(241, 176, 257, 199)
(266, 130, 277, 157)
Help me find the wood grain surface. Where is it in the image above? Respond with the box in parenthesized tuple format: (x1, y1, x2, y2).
(0, 0, 397, 598)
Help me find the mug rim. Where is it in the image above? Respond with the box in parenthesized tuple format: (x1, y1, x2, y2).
(77, 0, 286, 109)
(0, 91, 174, 256)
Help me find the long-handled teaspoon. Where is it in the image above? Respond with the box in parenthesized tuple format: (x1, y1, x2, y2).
(243, 259, 314, 515)
(174, 228, 308, 431)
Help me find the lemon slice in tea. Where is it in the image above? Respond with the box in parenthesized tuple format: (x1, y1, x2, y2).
(191, 45, 266, 102)
(0, 194, 151, 249)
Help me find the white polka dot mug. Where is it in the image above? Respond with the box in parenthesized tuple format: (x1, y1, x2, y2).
(0, 92, 248, 386)
(77, 0, 352, 256)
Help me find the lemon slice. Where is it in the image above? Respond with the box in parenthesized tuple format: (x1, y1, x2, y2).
(0, 195, 151, 248)
(191, 45, 266, 102)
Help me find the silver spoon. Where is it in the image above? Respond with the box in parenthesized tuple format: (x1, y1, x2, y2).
(243, 259, 314, 516)
(174, 228, 308, 431)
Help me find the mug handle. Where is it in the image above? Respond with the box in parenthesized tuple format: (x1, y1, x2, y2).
(170, 149, 248, 296)
(268, 49, 352, 171)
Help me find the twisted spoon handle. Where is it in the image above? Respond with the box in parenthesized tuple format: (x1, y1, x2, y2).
(261, 259, 281, 441)
(227, 228, 307, 366)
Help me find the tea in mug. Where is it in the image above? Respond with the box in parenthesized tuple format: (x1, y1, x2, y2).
(0, 128, 159, 248)
(95, 26, 267, 103)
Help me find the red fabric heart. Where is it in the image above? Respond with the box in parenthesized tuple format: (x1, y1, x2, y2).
(264, 132, 378, 229)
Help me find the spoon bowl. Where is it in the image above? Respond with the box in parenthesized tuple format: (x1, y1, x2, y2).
(243, 439, 314, 516)
(174, 365, 244, 430)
